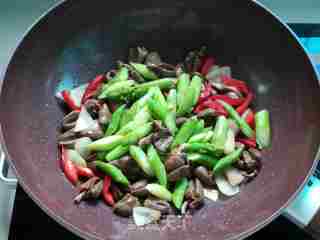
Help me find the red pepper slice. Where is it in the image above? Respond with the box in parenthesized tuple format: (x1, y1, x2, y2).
(60, 146, 79, 185)
(81, 74, 105, 104)
(198, 82, 213, 102)
(104, 192, 115, 206)
(76, 166, 95, 178)
(222, 76, 249, 95)
(206, 101, 228, 116)
(242, 109, 255, 128)
(236, 92, 253, 115)
(64, 161, 78, 186)
(195, 100, 228, 116)
(200, 57, 215, 76)
(61, 90, 81, 111)
(237, 138, 257, 148)
(209, 95, 244, 106)
(102, 176, 115, 206)
(194, 103, 206, 113)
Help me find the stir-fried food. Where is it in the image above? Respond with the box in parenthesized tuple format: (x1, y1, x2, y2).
(56, 47, 271, 226)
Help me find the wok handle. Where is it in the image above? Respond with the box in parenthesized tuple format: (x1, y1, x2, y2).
(0, 152, 17, 188)
(306, 207, 320, 239)
(299, 174, 320, 239)
(284, 173, 320, 238)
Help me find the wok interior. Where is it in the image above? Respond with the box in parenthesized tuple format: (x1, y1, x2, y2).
(1, 0, 320, 239)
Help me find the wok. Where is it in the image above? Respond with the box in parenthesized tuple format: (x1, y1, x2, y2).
(1, 0, 320, 239)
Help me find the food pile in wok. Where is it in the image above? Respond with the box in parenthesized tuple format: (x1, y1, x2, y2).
(56, 46, 271, 226)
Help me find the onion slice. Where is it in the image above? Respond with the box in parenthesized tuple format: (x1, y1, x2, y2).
(220, 66, 232, 78)
(224, 167, 245, 186)
(133, 207, 161, 226)
(206, 66, 221, 82)
(69, 84, 88, 107)
(215, 174, 239, 196)
(74, 107, 98, 132)
(203, 188, 219, 201)
(55, 91, 63, 101)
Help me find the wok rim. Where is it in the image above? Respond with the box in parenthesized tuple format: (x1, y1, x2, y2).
(0, 0, 319, 239)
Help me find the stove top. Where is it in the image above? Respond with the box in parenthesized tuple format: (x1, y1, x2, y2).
(9, 185, 313, 240)
(6, 23, 320, 240)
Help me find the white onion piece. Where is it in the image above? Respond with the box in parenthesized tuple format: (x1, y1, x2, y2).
(74, 137, 93, 159)
(215, 174, 240, 197)
(225, 167, 245, 186)
(74, 107, 97, 132)
(220, 66, 232, 78)
(65, 149, 87, 167)
(206, 65, 232, 83)
(204, 188, 219, 202)
(133, 207, 161, 226)
(69, 83, 88, 107)
(55, 91, 63, 101)
(224, 129, 235, 154)
(206, 65, 221, 82)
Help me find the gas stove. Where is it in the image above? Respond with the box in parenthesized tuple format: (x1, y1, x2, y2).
(1, 1, 320, 240)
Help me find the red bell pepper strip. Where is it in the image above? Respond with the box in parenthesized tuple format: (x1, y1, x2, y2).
(237, 138, 257, 148)
(61, 90, 81, 111)
(236, 92, 253, 115)
(194, 103, 205, 113)
(207, 101, 228, 116)
(103, 176, 111, 192)
(242, 109, 255, 128)
(81, 74, 105, 104)
(76, 166, 95, 178)
(194, 100, 228, 116)
(222, 76, 249, 95)
(209, 95, 244, 106)
(200, 57, 215, 76)
(194, 100, 209, 113)
(60, 146, 79, 185)
(198, 82, 213, 102)
(102, 176, 115, 206)
(104, 192, 115, 206)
